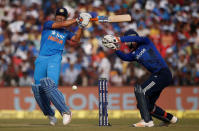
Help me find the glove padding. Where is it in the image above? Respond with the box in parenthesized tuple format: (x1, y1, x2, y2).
(102, 35, 119, 50)
(76, 13, 92, 28)
(103, 35, 118, 43)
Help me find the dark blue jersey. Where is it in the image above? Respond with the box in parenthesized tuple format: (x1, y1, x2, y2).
(115, 36, 169, 73)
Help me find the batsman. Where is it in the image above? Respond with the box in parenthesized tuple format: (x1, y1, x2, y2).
(102, 29, 178, 127)
(32, 8, 91, 125)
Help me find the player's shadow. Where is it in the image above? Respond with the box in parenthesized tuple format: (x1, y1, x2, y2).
(25, 123, 50, 127)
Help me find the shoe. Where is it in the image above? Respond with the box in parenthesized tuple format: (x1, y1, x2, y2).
(159, 116, 178, 127)
(63, 112, 72, 125)
(132, 120, 154, 127)
(48, 115, 57, 126)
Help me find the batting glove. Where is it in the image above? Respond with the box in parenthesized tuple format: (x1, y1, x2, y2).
(76, 13, 92, 28)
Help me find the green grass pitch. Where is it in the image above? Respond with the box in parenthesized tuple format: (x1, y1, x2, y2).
(0, 118, 199, 131)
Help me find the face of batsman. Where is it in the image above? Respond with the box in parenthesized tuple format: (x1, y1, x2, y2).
(56, 15, 66, 22)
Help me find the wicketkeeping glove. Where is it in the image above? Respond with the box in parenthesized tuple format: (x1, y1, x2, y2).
(102, 35, 120, 50)
(104, 35, 119, 43)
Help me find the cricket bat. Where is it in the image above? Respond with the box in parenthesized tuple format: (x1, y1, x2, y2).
(81, 14, 131, 23)
(91, 14, 131, 22)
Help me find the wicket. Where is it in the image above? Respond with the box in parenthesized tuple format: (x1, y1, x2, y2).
(98, 78, 109, 126)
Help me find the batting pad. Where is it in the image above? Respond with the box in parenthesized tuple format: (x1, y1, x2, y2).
(32, 84, 55, 116)
(134, 85, 151, 122)
(40, 78, 70, 115)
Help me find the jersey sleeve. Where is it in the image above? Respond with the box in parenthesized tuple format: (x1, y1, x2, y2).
(67, 31, 75, 40)
(43, 21, 54, 30)
(115, 50, 135, 61)
(120, 36, 148, 44)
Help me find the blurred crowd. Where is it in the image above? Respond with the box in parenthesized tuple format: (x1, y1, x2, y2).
(0, 0, 199, 87)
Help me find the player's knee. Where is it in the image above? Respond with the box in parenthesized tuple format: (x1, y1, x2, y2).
(134, 85, 143, 94)
(40, 77, 56, 87)
(40, 77, 57, 92)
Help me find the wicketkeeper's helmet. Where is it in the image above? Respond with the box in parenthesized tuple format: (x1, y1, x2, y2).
(124, 29, 139, 50)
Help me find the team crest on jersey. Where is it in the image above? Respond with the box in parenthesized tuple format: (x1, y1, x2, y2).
(52, 30, 56, 35)
(51, 30, 64, 39)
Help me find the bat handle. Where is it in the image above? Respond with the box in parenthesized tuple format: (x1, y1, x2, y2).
(90, 18, 98, 21)
(79, 18, 98, 22)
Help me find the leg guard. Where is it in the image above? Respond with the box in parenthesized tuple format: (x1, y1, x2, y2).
(134, 85, 151, 122)
(40, 78, 70, 115)
(150, 105, 173, 122)
(32, 84, 55, 116)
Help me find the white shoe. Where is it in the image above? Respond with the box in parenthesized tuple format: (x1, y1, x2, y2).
(159, 116, 178, 127)
(170, 116, 178, 123)
(133, 120, 154, 127)
(63, 112, 72, 125)
(48, 116, 57, 126)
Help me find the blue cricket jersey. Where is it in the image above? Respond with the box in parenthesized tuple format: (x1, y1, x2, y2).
(115, 36, 169, 73)
(39, 20, 74, 56)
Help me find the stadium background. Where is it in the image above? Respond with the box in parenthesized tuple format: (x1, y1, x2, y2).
(0, 0, 199, 119)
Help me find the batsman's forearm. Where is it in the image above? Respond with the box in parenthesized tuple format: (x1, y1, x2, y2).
(52, 19, 77, 28)
(71, 28, 83, 42)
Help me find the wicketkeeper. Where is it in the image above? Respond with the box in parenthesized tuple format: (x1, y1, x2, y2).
(102, 29, 178, 127)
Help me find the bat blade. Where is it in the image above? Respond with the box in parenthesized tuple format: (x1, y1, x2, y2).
(108, 14, 131, 22)
(89, 14, 131, 23)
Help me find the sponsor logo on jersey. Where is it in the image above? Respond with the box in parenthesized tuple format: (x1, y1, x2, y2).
(48, 30, 65, 44)
(48, 35, 63, 44)
(136, 48, 146, 60)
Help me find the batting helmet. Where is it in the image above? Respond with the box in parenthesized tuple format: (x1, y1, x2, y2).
(56, 8, 68, 18)
(124, 29, 139, 36)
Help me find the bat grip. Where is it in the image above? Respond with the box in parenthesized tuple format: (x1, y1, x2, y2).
(80, 18, 98, 21)
(90, 18, 98, 21)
